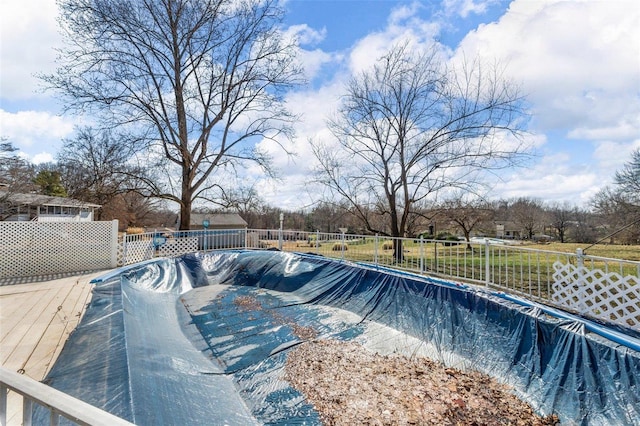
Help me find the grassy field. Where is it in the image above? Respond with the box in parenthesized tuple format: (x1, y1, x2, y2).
(518, 242, 640, 261)
(271, 238, 639, 297)
(253, 236, 640, 327)
(283, 238, 640, 263)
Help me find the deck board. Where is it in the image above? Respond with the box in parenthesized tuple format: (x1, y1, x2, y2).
(0, 271, 105, 425)
(0, 288, 49, 341)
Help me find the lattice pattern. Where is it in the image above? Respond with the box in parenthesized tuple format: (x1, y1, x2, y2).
(119, 236, 200, 265)
(0, 221, 117, 280)
(158, 238, 198, 257)
(552, 261, 640, 329)
(120, 240, 154, 266)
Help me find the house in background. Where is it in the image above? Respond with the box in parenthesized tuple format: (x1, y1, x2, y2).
(495, 221, 522, 240)
(189, 212, 248, 230)
(0, 191, 100, 222)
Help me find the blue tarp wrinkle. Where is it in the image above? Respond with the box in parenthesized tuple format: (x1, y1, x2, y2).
(36, 250, 640, 426)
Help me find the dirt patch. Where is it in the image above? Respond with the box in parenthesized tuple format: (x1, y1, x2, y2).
(284, 339, 559, 426)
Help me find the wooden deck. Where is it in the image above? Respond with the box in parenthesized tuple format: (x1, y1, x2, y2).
(0, 272, 104, 424)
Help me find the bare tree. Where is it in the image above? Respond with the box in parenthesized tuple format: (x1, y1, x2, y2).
(510, 197, 545, 240)
(56, 127, 146, 219)
(308, 201, 360, 234)
(0, 140, 37, 220)
(0, 140, 35, 192)
(592, 150, 640, 244)
(101, 192, 164, 230)
(571, 207, 599, 244)
(615, 148, 640, 200)
(439, 196, 494, 248)
(43, 0, 302, 229)
(313, 42, 530, 261)
(547, 201, 575, 243)
(218, 184, 266, 228)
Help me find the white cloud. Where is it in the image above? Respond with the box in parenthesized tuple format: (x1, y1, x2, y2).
(31, 152, 55, 164)
(255, 83, 342, 171)
(592, 139, 640, 174)
(443, 0, 497, 18)
(0, 109, 75, 158)
(0, 0, 62, 100)
(348, 3, 442, 75)
(284, 23, 326, 47)
(447, 0, 640, 206)
(492, 154, 601, 205)
(297, 48, 335, 82)
(455, 0, 640, 138)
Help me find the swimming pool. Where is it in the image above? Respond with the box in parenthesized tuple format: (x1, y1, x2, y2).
(37, 250, 640, 425)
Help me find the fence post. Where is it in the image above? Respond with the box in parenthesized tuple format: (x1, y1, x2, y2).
(341, 231, 345, 261)
(485, 240, 490, 287)
(374, 234, 379, 266)
(576, 248, 584, 269)
(111, 220, 119, 268)
(122, 233, 128, 266)
(576, 248, 587, 313)
(278, 213, 283, 250)
(315, 230, 319, 254)
(419, 236, 424, 273)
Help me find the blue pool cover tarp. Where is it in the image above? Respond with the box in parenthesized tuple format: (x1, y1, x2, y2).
(36, 250, 640, 425)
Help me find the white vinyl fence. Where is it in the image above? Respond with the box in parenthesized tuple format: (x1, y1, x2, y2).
(0, 221, 119, 281)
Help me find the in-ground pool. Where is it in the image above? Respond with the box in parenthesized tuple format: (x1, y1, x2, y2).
(37, 250, 640, 425)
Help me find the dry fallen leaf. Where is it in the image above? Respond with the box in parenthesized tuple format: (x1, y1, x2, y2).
(284, 339, 560, 426)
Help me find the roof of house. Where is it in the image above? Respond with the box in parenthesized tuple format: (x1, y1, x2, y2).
(190, 213, 247, 227)
(1, 191, 101, 208)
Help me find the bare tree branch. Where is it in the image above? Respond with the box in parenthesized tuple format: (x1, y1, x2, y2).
(42, 0, 303, 229)
(313, 41, 531, 260)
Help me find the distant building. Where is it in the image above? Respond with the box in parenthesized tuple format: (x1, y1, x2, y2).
(189, 213, 248, 230)
(0, 191, 100, 222)
(495, 221, 522, 240)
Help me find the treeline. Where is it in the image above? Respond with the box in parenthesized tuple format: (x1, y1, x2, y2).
(2, 140, 638, 244)
(239, 197, 639, 245)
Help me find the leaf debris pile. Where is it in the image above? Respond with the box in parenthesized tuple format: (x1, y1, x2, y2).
(284, 339, 559, 426)
(233, 295, 317, 340)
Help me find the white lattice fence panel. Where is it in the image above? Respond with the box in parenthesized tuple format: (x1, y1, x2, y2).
(120, 240, 154, 265)
(0, 221, 118, 280)
(158, 237, 198, 257)
(552, 261, 640, 329)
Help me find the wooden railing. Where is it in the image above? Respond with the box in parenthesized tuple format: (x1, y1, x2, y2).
(0, 367, 133, 426)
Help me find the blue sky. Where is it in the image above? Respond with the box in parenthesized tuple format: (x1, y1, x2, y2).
(1, 0, 639, 210)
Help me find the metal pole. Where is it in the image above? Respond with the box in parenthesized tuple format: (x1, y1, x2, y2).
(316, 230, 319, 253)
(374, 234, 379, 266)
(419, 236, 424, 273)
(485, 240, 490, 287)
(341, 231, 345, 261)
(278, 213, 284, 250)
(576, 248, 587, 313)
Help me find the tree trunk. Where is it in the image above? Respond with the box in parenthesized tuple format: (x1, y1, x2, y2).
(179, 187, 191, 230)
(393, 239, 403, 263)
